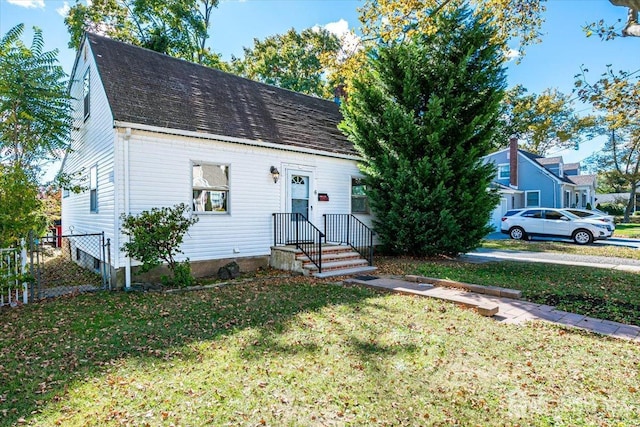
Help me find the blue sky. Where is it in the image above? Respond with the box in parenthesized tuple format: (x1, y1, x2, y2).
(1, 0, 637, 163)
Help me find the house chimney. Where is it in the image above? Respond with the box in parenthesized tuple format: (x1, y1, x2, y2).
(509, 137, 518, 188)
(333, 84, 346, 106)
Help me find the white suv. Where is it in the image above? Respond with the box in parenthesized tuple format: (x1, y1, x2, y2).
(501, 208, 613, 245)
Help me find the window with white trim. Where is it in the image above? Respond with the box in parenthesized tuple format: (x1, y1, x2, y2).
(525, 190, 540, 207)
(498, 164, 510, 179)
(83, 69, 90, 120)
(193, 163, 229, 213)
(89, 165, 98, 212)
(351, 177, 369, 214)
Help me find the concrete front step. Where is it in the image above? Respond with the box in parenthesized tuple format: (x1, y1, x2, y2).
(297, 251, 362, 264)
(303, 258, 370, 273)
(313, 266, 378, 278)
(296, 245, 357, 256)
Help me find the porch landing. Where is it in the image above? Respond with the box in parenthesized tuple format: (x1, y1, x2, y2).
(270, 244, 377, 278)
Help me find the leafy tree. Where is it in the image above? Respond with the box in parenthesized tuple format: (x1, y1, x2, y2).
(232, 28, 342, 99)
(340, 6, 504, 256)
(492, 85, 596, 155)
(120, 203, 199, 286)
(0, 24, 71, 245)
(0, 166, 47, 247)
(358, 0, 547, 57)
(64, 0, 224, 67)
(0, 24, 71, 177)
(576, 66, 640, 222)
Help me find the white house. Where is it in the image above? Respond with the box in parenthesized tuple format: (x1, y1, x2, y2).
(62, 33, 374, 287)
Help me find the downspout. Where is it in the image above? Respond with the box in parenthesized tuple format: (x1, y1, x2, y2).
(124, 127, 132, 289)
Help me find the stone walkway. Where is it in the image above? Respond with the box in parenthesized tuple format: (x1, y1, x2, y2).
(345, 276, 640, 342)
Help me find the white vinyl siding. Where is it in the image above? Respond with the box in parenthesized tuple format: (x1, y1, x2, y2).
(118, 130, 370, 267)
(61, 38, 116, 263)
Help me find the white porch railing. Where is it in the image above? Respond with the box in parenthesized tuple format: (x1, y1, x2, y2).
(0, 246, 28, 308)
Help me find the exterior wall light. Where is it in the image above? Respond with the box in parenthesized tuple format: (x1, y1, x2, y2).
(270, 166, 280, 183)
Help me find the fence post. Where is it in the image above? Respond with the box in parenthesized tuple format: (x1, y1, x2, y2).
(100, 232, 107, 289)
(106, 238, 112, 290)
(20, 240, 28, 304)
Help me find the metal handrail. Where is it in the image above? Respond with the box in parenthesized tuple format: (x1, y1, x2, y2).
(272, 213, 325, 272)
(323, 214, 374, 266)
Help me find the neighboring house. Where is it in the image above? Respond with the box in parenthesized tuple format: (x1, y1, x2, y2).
(596, 192, 639, 212)
(483, 138, 597, 230)
(62, 33, 373, 287)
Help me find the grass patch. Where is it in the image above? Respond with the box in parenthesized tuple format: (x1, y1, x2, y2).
(613, 223, 640, 239)
(404, 259, 640, 325)
(1, 277, 639, 426)
(481, 239, 640, 260)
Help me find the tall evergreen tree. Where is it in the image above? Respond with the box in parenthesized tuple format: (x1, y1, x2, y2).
(340, 6, 505, 257)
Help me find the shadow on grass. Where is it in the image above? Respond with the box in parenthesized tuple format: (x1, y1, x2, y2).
(0, 277, 387, 426)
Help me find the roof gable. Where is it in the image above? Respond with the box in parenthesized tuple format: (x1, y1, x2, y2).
(84, 33, 355, 156)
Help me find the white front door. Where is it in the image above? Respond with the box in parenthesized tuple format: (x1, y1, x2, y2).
(286, 169, 315, 223)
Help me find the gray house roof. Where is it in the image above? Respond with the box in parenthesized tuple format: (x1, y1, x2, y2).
(536, 156, 563, 166)
(86, 33, 356, 156)
(568, 174, 596, 186)
(564, 162, 580, 171)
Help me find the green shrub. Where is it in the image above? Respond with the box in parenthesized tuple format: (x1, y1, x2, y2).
(121, 203, 199, 286)
(161, 260, 195, 288)
(599, 203, 625, 216)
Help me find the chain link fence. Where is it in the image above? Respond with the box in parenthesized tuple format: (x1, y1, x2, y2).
(30, 232, 111, 300)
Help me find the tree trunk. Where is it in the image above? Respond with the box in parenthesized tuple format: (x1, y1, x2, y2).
(624, 183, 637, 222)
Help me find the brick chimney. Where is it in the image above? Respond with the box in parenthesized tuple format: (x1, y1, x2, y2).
(509, 137, 518, 188)
(333, 84, 347, 105)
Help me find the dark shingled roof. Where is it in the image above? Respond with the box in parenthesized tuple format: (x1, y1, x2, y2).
(86, 33, 356, 156)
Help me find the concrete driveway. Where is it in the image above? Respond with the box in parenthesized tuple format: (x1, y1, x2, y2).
(485, 232, 640, 249)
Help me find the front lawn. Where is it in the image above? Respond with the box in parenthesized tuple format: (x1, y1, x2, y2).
(1, 277, 639, 426)
(613, 223, 640, 239)
(377, 257, 640, 325)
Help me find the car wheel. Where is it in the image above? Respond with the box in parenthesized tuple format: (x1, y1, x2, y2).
(509, 226, 526, 240)
(572, 229, 593, 245)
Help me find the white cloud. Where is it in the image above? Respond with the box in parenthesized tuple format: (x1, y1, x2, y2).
(56, 1, 70, 17)
(324, 19, 350, 37)
(505, 48, 521, 61)
(7, 0, 45, 8)
(317, 19, 362, 62)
